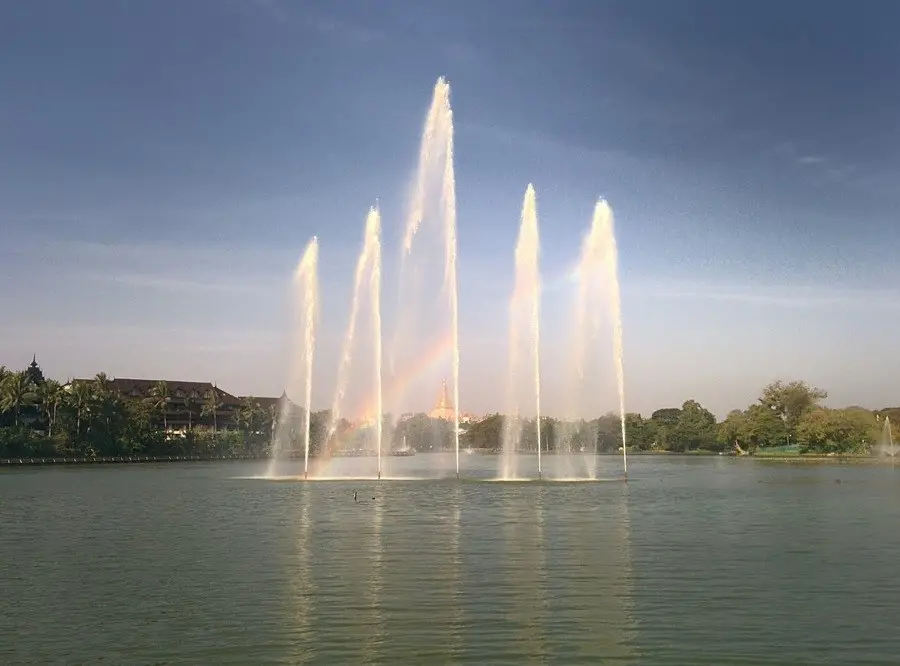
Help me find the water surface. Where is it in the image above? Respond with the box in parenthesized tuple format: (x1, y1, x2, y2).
(1, 456, 898, 664)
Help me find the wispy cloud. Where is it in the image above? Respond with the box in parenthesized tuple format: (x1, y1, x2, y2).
(100, 273, 268, 295)
(631, 280, 900, 310)
(0, 323, 278, 347)
(245, 0, 289, 24)
(301, 13, 385, 46)
(768, 141, 859, 182)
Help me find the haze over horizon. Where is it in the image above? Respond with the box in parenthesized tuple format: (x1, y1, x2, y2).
(2, 0, 899, 418)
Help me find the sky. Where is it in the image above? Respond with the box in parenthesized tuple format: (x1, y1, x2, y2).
(1, 0, 899, 418)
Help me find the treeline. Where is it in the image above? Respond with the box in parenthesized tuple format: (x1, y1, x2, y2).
(462, 381, 890, 455)
(0, 361, 456, 458)
(0, 361, 892, 458)
(0, 368, 272, 458)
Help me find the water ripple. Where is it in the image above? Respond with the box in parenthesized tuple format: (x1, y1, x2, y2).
(1, 458, 899, 664)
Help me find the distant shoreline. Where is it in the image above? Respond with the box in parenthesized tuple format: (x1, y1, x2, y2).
(2, 450, 897, 467)
(0, 454, 267, 466)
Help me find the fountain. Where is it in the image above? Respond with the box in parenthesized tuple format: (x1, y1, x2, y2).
(878, 416, 898, 457)
(266, 237, 318, 479)
(258, 77, 630, 484)
(583, 200, 627, 479)
(320, 206, 383, 479)
(393, 76, 461, 477)
(499, 184, 542, 480)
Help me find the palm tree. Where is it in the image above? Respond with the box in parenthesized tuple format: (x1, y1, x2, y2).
(69, 381, 94, 439)
(36, 379, 65, 437)
(92, 373, 117, 435)
(202, 389, 222, 434)
(183, 393, 196, 431)
(93, 372, 112, 394)
(148, 381, 171, 431)
(267, 404, 279, 442)
(236, 397, 263, 433)
(0, 371, 36, 426)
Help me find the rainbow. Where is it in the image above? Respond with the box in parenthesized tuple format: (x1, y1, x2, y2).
(311, 333, 454, 477)
(362, 331, 455, 420)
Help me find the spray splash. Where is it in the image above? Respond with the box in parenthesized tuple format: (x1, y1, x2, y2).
(324, 207, 383, 479)
(878, 416, 897, 457)
(499, 184, 542, 480)
(395, 77, 461, 476)
(574, 200, 627, 478)
(267, 237, 318, 479)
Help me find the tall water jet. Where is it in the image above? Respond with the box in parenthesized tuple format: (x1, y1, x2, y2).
(299, 239, 319, 479)
(499, 184, 541, 480)
(879, 416, 897, 457)
(573, 200, 627, 479)
(324, 206, 383, 479)
(267, 237, 318, 479)
(395, 77, 460, 477)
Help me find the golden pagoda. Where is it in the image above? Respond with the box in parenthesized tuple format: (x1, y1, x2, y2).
(429, 379, 455, 421)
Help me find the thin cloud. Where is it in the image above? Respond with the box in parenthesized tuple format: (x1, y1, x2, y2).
(0, 323, 278, 346)
(102, 273, 268, 295)
(770, 142, 858, 182)
(302, 13, 385, 46)
(246, 0, 289, 24)
(632, 280, 900, 310)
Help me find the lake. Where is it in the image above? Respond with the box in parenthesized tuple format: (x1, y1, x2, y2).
(1, 455, 899, 664)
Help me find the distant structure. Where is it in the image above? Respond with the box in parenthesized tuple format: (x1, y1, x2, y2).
(25, 355, 45, 385)
(66, 377, 241, 432)
(429, 379, 456, 421)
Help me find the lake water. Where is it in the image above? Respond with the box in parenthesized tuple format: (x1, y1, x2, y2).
(2, 456, 899, 664)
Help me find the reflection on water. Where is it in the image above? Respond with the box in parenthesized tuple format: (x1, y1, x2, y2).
(289, 484, 315, 663)
(361, 490, 385, 663)
(278, 479, 634, 662)
(4, 458, 899, 664)
(449, 487, 464, 660)
(501, 485, 548, 660)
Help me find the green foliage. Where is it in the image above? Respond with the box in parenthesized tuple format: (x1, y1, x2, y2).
(759, 380, 827, 434)
(674, 400, 718, 452)
(794, 407, 877, 454)
(0, 362, 887, 458)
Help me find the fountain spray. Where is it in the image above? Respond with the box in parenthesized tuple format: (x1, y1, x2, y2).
(297, 238, 319, 480)
(400, 77, 461, 477)
(500, 184, 541, 480)
(266, 236, 318, 480)
(572, 200, 627, 480)
(326, 207, 383, 479)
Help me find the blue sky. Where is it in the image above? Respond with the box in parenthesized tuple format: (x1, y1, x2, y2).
(1, 0, 899, 417)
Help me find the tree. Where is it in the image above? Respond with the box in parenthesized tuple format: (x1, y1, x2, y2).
(0, 371, 36, 426)
(795, 407, 877, 454)
(93, 372, 112, 394)
(68, 380, 94, 443)
(591, 413, 622, 452)
(148, 381, 170, 431)
(760, 380, 827, 435)
(649, 407, 682, 451)
(461, 413, 503, 450)
(183, 393, 196, 431)
(235, 397, 263, 433)
(202, 389, 222, 434)
(624, 413, 653, 451)
(35, 379, 65, 437)
(744, 403, 789, 450)
(673, 399, 717, 451)
(717, 409, 748, 452)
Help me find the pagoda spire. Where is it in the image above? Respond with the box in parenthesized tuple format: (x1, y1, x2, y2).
(436, 378, 453, 410)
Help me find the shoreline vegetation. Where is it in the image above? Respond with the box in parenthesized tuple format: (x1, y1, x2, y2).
(1, 359, 897, 464)
(1, 450, 896, 467)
